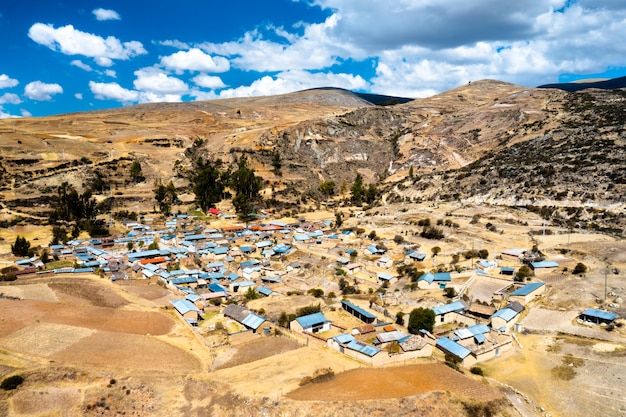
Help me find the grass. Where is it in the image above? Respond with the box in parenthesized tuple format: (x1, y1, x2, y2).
(42, 260, 74, 270)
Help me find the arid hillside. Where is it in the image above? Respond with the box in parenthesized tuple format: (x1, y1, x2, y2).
(0, 81, 624, 232)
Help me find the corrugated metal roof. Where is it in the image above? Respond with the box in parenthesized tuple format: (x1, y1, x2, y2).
(346, 340, 381, 357)
(531, 260, 559, 269)
(376, 330, 406, 343)
(257, 286, 273, 296)
(432, 301, 466, 316)
(454, 324, 490, 339)
(242, 313, 266, 330)
(170, 299, 201, 315)
(511, 282, 545, 296)
(341, 300, 376, 320)
(333, 333, 355, 344)
(295, 312, 330, 328)
(581, 308, 618, 321)
(436, 336, 471, 359)
(491, 307, 518, 322)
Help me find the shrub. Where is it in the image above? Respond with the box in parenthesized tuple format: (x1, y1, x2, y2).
(1, 375, 24, 390)
(573, 262, 587, 275)
(470, 366, 484, 376)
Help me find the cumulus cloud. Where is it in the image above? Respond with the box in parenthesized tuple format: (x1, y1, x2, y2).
(93, 8, 121, 21)
(0, 74, 19, 89)
(75, 93, 83, 100)
(89, 81, 138, 102)
(104, 69, 117, 78)
(133, 68, 189, 94)
(28, 23, 146, 66)
(24, 81, 63, 101)
(0, 93, 22, 105)
(160, 48, 230, 73)
(217, 70, 368, 98)
(191, 74, 226, 89)
(71, 59, 93, 71)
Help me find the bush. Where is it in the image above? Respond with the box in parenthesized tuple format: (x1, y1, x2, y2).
(470, 366, 484, 376)
(573, 262, 587, 275)
(11, 236, 30, 257)
(1, 375, 24, 390)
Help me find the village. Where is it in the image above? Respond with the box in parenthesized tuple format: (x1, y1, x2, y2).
(5, 204, 623, 376)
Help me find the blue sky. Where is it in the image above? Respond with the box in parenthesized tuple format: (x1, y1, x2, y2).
(1, 0, 626, 118)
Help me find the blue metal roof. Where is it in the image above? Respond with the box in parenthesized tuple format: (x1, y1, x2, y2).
(408, 251, 426, 261)
(511, 282, 545, 296)
(581, 308, 618, 321)
(500, 267, 516, 272)
(333, 333, 355, 344)
(377, 272, 396, 281)
(432, 301, 466, 316)
(491, 307, 518, 322)
(208, 283, 228, 293)
(295, 312, 330, 328)
(531, 260, 559, 269)
(341, 300, 376, 320)
(345, 340, 381, 357)
(257, 286, 273, 296)
(242, 313, 266, 330)
(436, 336, 472, 359)
(418, 272, 451, 283)
(454, 324, 490, 339)
(169, 276, 197, 285)
(170, 299, 201, 315)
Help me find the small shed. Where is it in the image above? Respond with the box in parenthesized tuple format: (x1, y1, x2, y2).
(580, 308, 618, 325)
(436, 337, 476, 367)
(490, 307, 520, 331)
(530, 260, 559, 275)
(341, 300, 376, 323)
(170, 299, 202, 324)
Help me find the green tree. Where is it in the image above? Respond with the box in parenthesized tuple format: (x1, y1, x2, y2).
(408, 165, 414, 178)
(395, 311, 405, 326)
(11, 236, 31, 257)
(431, 246, 442, 256)
(515, 265, 532, 282)
(129, 160, 143, 182)
(478, 249, 489, 259)
(319, 181, 336, 198)
(191, 158, 227, 213)
(271, 151, 282, 176)
(154, 180, 178, 215)
(408, 307, 435, 334)
(244, 287, 261, 300)
(335, 211, 343, 228)
(230, 156, 262, 220)
(350, 173, 365, 204)
(364, 184, 378, 204)
(573, 262, 587, 275)
(51, 225, 68, 245)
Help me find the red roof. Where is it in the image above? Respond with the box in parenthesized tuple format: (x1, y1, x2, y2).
(139, 256, 167, 265)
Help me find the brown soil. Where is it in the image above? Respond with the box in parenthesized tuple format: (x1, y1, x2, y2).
(212, 336, 302, 370)
(287, 363, 501, 402)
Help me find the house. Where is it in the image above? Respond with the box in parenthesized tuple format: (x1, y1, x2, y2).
(341, 300, 376, 323)
(345, 263, 361, 275)
(397, 334, 433, 359)
(365, 244, 386, 256)
(466, 303, 497, 319)
(376, 257, 393, 269)
(530, 260, 559, 275)
(500, 267, 515, 276)
(501, 249, 524, 260)
(452, 324, 491, 347)
(509, 282, 545, 305)
(377, 271, 398, 285)
(407, 251, 426, 262)
(344, 339, 386, 366)
(170, 299, 202, 325)
(436, 337, 476, 367)
(222, 304, 268, 334)
(432, 300, 468, 324)
(579, 308, 618, 325)
(290, 312, 332, 334)
(417, 272, 451, 290)
(490, 307, 520, 331)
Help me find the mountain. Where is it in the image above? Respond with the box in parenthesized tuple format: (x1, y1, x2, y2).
(537, 75, 626, 92)
(0, 81, 624, 233)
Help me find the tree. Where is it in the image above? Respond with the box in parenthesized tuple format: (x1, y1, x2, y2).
(350, 173, 365, 204)
(364, 184, 378, 204)
(478, 249, 489, 259)
(573, 262, 587, 275)
(244, 287, 261, 300)
(230, 156, 262, 220)
(51, 225, 68, 245)
(515, 265, 532, 282)
(191, 158, 227, 213)
(154, 180, 178, 215)
(431, 246, 442, 256)
(319, 181, 336, 198)
(408, 165, 414, 179)
(129, 160, 143, 182)
(408, 307, 435, 334)
(272, 151, 282, 176)
(334, 211, 343, 228)
(444, 287, 457, 299)
(395, 311, 405, 326)
(11, 236, 30, 257)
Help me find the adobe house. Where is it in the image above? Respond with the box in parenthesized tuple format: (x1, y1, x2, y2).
(509, 282, 545, 305)
(290, 312, 331, 334)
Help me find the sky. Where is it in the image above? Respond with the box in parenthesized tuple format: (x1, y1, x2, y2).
(1, 0, 626, 118)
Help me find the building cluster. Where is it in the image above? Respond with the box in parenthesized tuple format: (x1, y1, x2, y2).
(10, 214, 621, 368)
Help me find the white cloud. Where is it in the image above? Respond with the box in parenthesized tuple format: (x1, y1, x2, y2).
(217, 70, 368, 98)
(104, 69, 117, 78)
(133, 68, 189, 94)
(71, 59, 93, 72)
(75, 93, 83, 100)
(0, 93, 22, 105)
(160, 48, 230, 73)
(0, 74, 19, 89)
(157, 39, 191, 49)
(89, 81, 138, 102)
(137, 92, 184, 103)
(28, 23, 146, 66)
(24, 81, 63, 101)
(93, 8, 121, 21)
(191, 74, 226, 89)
